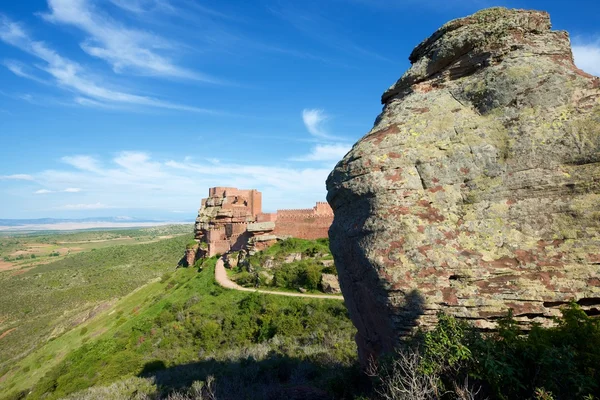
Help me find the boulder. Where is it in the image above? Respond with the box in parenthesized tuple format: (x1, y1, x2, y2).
(184, 247, 197, 267)
(264, 257, 276, 269)
(223, 252, 239, 269)
(326, 7, 600, 365)
(260, 271, 274, 285)
(284, 253, 302, 264)
(321, 274, 341, 294)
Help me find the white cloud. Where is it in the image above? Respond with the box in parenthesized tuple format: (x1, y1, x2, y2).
(28, 150, 334, 214)
(302, 109, 329, 138)
(34, 187, 82, 194)
(3, 60, 50, 84)
(298, 108, 352, 162)
(0, 15, 220, 113)
(108, 0, 174, 14)
(292, 143, 351, 162)
(573, 40, 600, 77)
(61, 202, 113, 210)
(42, 0, 216, 82)
(62, 155, 101, 172)
(0, 174, 34, 181)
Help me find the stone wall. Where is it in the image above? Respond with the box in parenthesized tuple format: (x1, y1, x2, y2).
(273, 205, 333, 240)
(190, 187, 333, 259)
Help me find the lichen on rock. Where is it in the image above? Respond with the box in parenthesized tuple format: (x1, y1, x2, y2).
(326, 7, 600, 365)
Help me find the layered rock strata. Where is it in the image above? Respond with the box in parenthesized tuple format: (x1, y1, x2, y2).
(326, 7, 600, 364)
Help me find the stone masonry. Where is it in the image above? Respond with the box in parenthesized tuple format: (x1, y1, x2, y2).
(186, 187, 333, 262)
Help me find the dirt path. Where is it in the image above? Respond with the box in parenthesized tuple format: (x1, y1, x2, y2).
(215, 258, 344, 300)
(0, 328, 16, 341)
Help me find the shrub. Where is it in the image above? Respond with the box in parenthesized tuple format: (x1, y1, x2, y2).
(236, 271, 258, 287)
(299, 262, 321, 290)
(417, 304, 600, 399)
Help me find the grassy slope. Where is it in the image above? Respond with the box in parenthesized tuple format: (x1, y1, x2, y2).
(1, 250, 357, 399)
(0, 233, 192, 381)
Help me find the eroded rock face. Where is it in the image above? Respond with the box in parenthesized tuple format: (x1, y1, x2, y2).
(326, 7, 600, 365)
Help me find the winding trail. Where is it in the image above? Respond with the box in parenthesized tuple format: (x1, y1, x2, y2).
(215, 258, 344, 300)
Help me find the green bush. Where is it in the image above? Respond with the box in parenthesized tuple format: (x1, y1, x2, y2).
(300, 262, 322, 290)
(418, 304, 600, 399)
(236, 271, 258, 287)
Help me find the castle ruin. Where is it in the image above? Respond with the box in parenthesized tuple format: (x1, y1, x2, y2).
(185, 187, 333, 264)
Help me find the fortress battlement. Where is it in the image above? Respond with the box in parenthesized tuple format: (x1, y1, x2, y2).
(191, 187, 334, 258)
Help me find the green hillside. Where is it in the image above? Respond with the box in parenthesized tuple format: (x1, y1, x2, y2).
(0, 232, 358, 400)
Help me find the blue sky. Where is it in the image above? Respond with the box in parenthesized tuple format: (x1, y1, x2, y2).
(0, 0, 598, 220)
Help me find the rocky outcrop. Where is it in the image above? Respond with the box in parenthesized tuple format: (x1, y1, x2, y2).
(321, 274, 341, 294)
(326, 7, 600, 365)
(183, 244, 200, 267)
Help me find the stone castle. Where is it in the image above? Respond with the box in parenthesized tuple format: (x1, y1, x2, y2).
(185, 187, 333, 264)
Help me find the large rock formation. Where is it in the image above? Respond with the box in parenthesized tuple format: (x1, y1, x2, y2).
(326, 7, 600, 365)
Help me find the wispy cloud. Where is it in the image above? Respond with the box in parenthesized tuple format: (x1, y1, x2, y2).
(573, 38, 600, 77)
(3, 60, 50, 84)
(42, 0, 217, 82)
(35, 187, 82, 194)
(302, 109, 330, 138)
(291, 143, 351, 162)
(62, 155, 101, 172)
(0, 174, 34, 181)
(61, 202, 113, 210)
(269, 4, 392, 63)
(297, 108, 352, 163)
(108, 0, 175, 14)
(22, 150, 334, 213)
(0, 14, 221, 113)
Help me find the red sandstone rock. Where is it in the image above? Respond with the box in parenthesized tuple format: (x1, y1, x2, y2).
(191, 187, 334, 258)
(327, 7, 600, 366)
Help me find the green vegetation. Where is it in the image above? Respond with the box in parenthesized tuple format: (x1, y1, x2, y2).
(0, 232, 192, 379)
(371, 305, 600, 400)
(3, 229, 598, 399)
(0, 224, 192, 267)
(230, 238, 338, 293)
(1, 258, 357, 400)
